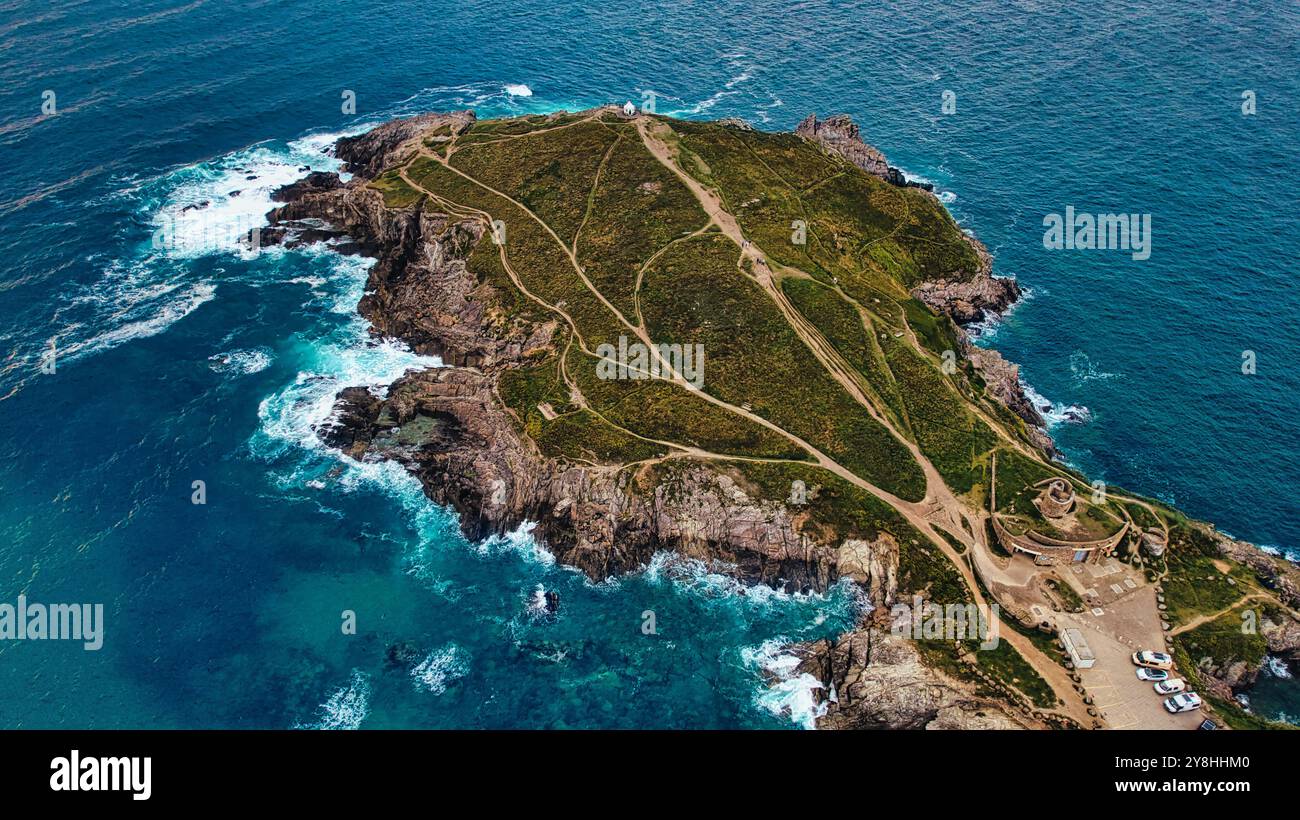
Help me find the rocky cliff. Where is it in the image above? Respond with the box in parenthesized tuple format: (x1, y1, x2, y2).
(796, 113, 929, 191)
(321, 367, 851, 589)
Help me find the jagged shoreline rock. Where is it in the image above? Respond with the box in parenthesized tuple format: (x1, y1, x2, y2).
(320, 367, 849, 589)
(791, 628, 1030, 729)
(796, 113, 932, 191)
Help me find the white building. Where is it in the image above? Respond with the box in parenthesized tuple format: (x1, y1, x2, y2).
(1061, 627, 1096, 669)
(622, 101, 636, 117)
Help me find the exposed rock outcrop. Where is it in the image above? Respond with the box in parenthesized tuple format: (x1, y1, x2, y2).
(1261, 610, 1300, 663)
(791, 628, 1028, 730)
(910, 252, 1021, 326)
(272, 171, 344, 203)
(335, 110, 475, 178)
(963, 345, 1057, 456)
(835, 533, 899, 610)
(1191, 655, 1257, 699)
(796, 113, 930, 190)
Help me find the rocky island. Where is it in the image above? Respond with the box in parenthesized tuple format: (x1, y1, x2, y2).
(263, 105, 1300, 730)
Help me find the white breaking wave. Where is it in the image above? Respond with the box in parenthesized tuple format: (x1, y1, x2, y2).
(1068, 350, 1123, 384)
(1264, 655, 1294, 680)
(901, 168, 936, 188)
(742, 638, 828, 730)
(411, 644, 470, 694)
(754, 95, 784, 124)
(1020, 380, 1091, 427)
(208, 346, 272, 375)
(472, 521, 553, 567)
(297, 669, 371, 730)
(966, 284, 1032, 340)
(503, 83, 533, 97)
(57, 280, 216, 363)
(641, 551, 858, 611)
(526, 583, 551, 617)
(49, 127, 363, 374)
(149, 130, 351, 260)
(250, 246, 438, 475)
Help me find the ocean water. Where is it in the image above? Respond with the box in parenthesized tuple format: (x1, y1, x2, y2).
(1, 0, 1297, 727)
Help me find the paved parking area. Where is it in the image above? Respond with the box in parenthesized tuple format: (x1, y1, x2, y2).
(1077, 631, 1201, 730)
(1059, 595, 1204, 730)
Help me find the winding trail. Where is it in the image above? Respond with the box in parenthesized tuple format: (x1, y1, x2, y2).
(1169, 594, 1266, 637)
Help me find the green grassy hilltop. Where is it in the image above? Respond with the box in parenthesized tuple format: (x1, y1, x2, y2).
(378, 109, 1023, 505)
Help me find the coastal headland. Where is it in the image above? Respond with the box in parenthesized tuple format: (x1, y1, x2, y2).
(261, 104, 1300, 730)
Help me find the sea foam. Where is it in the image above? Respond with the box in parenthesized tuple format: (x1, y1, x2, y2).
(411, 644, 470, 694)
(297, 669, 371, 730)
(742, 638, 828, 730)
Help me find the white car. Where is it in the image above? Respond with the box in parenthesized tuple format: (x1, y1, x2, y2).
(1163, 692, 1203, 713)
(1154, 678, 1186, 695)
(1136, 667, 1169, 682)
(1132, 650, 1174, 669)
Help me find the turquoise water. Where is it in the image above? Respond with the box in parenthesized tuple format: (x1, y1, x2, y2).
(1, 0, 1297, 727)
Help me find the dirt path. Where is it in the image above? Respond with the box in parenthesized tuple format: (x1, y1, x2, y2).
(1169, 594, 1266, 636)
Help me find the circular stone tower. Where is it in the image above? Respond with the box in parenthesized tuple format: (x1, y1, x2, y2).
(1039, 479, 1076, 519)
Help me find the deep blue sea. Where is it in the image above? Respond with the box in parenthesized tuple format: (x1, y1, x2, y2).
(1, 0, 1297, 728)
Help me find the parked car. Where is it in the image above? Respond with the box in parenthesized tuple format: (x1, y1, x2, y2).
(1163, 692, 1203, 713)
(1154, 678, 1186, 695)
(1132, 650, 1174, 669)
(1136, 667, 1169, 682)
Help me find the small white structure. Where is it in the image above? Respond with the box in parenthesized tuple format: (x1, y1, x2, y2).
(1061, 627, 1096, 669)
(622, 101, 637, 117)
